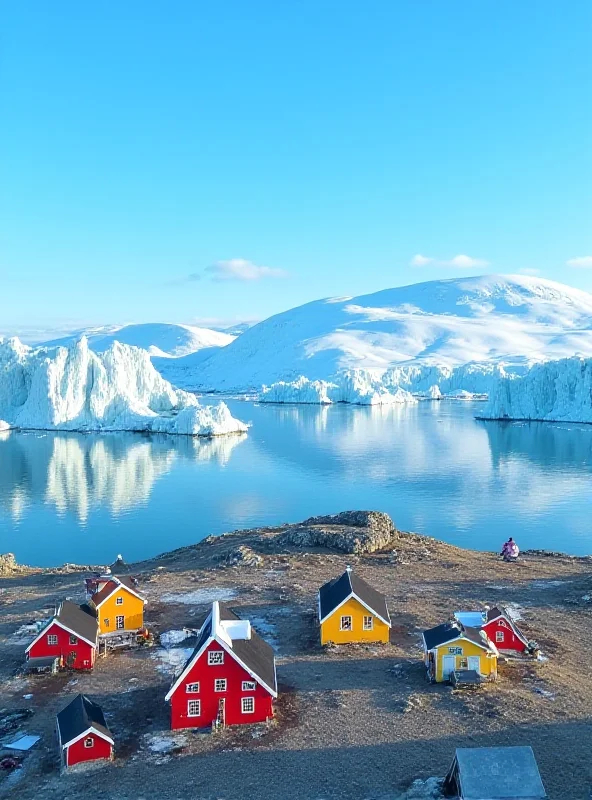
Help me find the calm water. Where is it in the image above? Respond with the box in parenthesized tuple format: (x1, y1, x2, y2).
(1, 400, 591, 566)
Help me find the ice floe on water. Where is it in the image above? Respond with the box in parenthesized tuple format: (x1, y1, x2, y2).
(0, 336, 247, 436)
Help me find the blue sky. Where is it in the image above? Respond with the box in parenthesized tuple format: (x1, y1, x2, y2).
(1, 1, 591, 339)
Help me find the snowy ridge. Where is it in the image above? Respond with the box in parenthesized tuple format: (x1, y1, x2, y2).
(0, 337, 247, 436)
(479, 357, 592, 423)
(40, 322, 235, 359)
(260, 373, 417, 405)
(180, 275, 592, 395)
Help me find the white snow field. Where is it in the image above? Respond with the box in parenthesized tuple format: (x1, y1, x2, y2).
(175, 275, 592, 398)
(0, 337, 247, 436)
(41, 322, 235, 359)
(479, 357, 592, 423)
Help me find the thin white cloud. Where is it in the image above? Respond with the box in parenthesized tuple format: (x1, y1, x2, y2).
(206, 259, 288, 282)
(410, 253, 489, 269)
(567, 256, 592, 269)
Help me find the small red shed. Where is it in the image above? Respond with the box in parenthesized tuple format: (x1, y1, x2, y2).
(56, 694, 114, 770)
(25, 600, 98, 670)
(482, 606, 529, 653)
(165, 601, 277, 730)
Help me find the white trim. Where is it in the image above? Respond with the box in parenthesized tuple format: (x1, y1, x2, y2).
(25, 619, 97, 654)
(187, 699, 201, 717)
(241, 696, 255, 714)
(339, 615, 353, 631)
(214, 678, 227, 692)
(319, 591, 391, 628)
(208, 650, 225, 665)
(363, 615, 374, 631)
(242, 680, 256, 691)
(186, 682, 200, 693)
(92, 578, 145, 609)
(61, 726, 114, 749)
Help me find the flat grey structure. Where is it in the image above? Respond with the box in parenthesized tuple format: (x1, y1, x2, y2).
(443, 746, 547, 799)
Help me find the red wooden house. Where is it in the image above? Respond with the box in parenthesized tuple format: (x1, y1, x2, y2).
(56, 694, 114, 770)
(482, 606, 529, 653)
(25, 600, 98, 671)
(165, 601, 277, 730)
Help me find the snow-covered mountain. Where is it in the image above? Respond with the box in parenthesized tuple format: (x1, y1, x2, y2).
(41, 322, 235, 359)
(175, 274, 592, 393)
(0, 337, 247, 436)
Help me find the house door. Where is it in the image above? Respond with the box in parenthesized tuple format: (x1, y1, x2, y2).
(442, 655, 455, 680)
(116, 615, 124, 630)
(468, 656, 481, 673)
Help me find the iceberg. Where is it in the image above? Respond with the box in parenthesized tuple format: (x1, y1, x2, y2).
(479, 357, 592, 423)
(260, 372, 418, 406)
(0, 337, 248, 436)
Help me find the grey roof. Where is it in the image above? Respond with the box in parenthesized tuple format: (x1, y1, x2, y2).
(446, 746, 547, 799)
(318, 569, 390, 624)
(56, 694, 112, 746)
(423, 621, 494, 652)
(56, 600, 98, 645)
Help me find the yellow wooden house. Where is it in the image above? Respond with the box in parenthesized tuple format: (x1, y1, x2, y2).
(87, 576, 146, 636)
(422, 620, 499, 683)
(318, 566, 391, 645)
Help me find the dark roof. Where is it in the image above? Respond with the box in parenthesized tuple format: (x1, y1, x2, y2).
(318, 569, 390, 624)
(219, 603, 277, 693)
(422, 621, 494, 652)
(56, 600, 98, 645)
(450, 669, 482, 687)
(56, 694, 112, 746)
(91, 576, 143, 607)
(445, 746, 547, 798)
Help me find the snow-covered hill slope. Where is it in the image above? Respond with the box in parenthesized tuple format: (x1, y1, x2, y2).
(479, 357, 592, 423)
(0, 337, 247, 436)
(41, 323, 235, 359)
(183, 275, 592, 393)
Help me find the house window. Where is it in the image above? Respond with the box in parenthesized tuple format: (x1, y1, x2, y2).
(496, 631, 504, 642)
(186, 682, 200, 693)
(340, 616, 352, 631)
(69, 635, 78, 645)
(363, 616, 373, 631)
(208, 651, 224, 665)
(459, 658, 468, 669)
(214, 679, 227, 692)
(187, 700, 201, 717)
(116, 615, 124, 630)
(242, 697, 255, 714)
(47, 634, 58, 646)
(116, 597, 123, 605)
(242, 681, 256, 691)
(448, 646, 462, 655)
(104, 619, 110, 628)
(84, 737, 94, 748)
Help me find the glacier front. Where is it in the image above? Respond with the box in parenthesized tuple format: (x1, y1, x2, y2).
(478, 357, 592, 423)
(0, 337, 248, 436)
(259, 373, 418, 405)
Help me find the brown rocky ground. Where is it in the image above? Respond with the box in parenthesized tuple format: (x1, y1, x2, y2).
(1, 515, 591, 799)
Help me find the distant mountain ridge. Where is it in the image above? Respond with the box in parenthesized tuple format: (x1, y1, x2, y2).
(174, 274, 592, 392)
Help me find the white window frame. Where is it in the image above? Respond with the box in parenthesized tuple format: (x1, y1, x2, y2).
(214, 678, 227, 692)
(84, 737, 94, 748)
(116, 615, 125, 630)
(340, 615, 352, 631)
(116, 596, 123, 605)
(186, 682, 200, 693)
(363, 615, 373, 631)
(242, 681, 256, 691)
(208, 650, 224, 665)
(47, 634, 58, 645)
(496, 631, 504, 642)
(241, 696, 255, 714)
(187, 700, 201, 717)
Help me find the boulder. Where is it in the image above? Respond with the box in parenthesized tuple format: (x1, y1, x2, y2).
(215, 545, 264, 568)
(276, 510, 397, 554)
(0, 553, 18, 575)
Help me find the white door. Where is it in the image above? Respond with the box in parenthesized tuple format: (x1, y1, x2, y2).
(442, 655, 455, 679)
(468, 656, 481, 673)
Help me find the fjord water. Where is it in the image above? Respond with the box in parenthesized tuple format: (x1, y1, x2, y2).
(1, 400, 591, 566)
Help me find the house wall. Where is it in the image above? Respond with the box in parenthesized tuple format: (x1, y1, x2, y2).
(95, 590, 144, 635)
(483, 618, 526, 652)
(65, 733, 112, 767)
(28, 622, 95, 671)
(320, 597, 390, 645)
(429, 638, 498, 682)
(170, 640, 274, 730)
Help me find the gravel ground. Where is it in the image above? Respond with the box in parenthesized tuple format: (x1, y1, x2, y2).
(1, 524, 591, 799)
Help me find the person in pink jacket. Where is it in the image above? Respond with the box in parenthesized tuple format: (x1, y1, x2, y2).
(501, 537, 519, 561)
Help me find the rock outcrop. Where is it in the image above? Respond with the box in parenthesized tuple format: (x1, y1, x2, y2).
(276, 510, 397, 554)
(0, 553, 19, 575)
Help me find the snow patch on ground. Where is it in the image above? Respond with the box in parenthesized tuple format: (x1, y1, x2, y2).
(160, 588, 237, 605)
(249, 616, 280, 651)
(0, 336, 247, 436)
(151, 647, 194, 676)
(504, 603, 525, 622)
(159, 629, 194, 648)
(144, 732, 189, 754)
